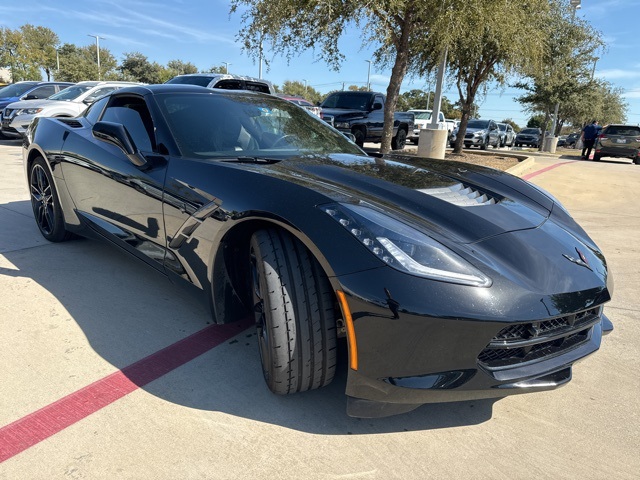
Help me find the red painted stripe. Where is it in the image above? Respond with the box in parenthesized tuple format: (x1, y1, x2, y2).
(522, 160, 578, 180)
(0, 318, 253, 463)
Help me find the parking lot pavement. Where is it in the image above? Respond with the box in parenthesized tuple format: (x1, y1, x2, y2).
(1, 142, 639, 479)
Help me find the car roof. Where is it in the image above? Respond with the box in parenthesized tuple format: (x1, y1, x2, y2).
(110, 84, 272, 97)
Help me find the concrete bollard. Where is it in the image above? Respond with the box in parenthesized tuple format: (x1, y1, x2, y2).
(416, 128, 448, 159)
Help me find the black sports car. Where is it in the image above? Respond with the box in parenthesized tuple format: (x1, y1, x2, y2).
(23, 85, 613, 418)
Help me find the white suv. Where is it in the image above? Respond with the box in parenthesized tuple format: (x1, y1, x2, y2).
(1, 81, 143, 138)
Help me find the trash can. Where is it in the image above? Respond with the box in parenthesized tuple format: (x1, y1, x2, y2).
(542, 136, 559, 153)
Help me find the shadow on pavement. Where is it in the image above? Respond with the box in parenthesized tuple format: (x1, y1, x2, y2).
(2, 200, 496, 434)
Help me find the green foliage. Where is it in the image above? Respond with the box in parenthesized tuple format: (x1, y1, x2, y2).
(55, 43, 118, 82)
(502, 118, 520, 132)
(279, 80, 323, 104)
(527, 114, 546, 129)
(120, 52, 165, 84)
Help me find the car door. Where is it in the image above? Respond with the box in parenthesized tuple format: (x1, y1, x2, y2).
(367, 94, 385, 140)
(60, 93, 169, 270)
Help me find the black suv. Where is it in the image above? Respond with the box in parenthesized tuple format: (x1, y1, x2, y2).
(594, 124, 640, 164)
(515, 128, 542, 148)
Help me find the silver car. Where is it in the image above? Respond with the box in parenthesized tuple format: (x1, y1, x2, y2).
(1, 81, 142, 138)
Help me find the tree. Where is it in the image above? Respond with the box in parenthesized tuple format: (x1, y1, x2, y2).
(279, 80, 323, 104)
(120, 52, 164, 83)
(502, 118, 520, 133)
(515, 1, 607, 138)
(0, 27, 40, 81)
(20, 25, 59, 81)
(527, 114, 546, 129)
(415, 0, 550, 153)
(56, 43, 118, 82)
(395, 88, 459, 118)
(230, 0, 449, 153)
(164, 59, 198, 81)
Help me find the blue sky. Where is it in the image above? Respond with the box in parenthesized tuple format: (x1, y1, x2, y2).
(2, 0, 638, 128)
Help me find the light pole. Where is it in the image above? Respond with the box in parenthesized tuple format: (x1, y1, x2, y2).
(223, 62, 231, 74)
(302, 79, 307, 95)
(365, 60, 371, 91)
(87, 34, 104, 80)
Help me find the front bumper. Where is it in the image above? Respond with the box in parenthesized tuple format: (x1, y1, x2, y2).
(1, 114, 32, 138)
(335, 261, 613, 418)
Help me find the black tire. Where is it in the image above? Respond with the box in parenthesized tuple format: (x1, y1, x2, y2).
(633, 157, 640, 165)
(593, 154, 601, 162)
(250, 229, 337, 395)
(480, 137, 488, 150)
(29, 157, 71, 242)
(391, 128, 407, 150)
(352, 128, 365, 148)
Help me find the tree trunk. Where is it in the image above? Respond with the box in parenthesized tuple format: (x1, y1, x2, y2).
(380, 11, 413, 154)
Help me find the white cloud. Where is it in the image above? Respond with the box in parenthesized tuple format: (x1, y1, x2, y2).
(596, 69, 640, 80)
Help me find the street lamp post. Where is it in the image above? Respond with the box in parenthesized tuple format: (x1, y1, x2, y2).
(87, 34, 104, 80)
(365, 60, 371, 91)
(223, 62, 231, 74)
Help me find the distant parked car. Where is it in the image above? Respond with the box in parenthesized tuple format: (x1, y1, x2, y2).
(450, 119, 501, 150)
(565, 132, 580, 148)
(497, 122, 516, 147)
(277, 94, 322, 118)
(515, 128, 542, 148)
(557, 135, 567, 147)
(166, 73, 275, 94)
(0, 81, 73, 138)
(593, 124, 640, 164)
(1, 81, 141, 139)
(407, 109, 447, 144)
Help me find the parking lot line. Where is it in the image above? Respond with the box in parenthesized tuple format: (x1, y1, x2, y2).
(0, 317, 252, 463)
(523, 160, 578, 180)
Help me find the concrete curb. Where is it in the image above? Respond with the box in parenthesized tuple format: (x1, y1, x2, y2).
(506, 157, 536, 177)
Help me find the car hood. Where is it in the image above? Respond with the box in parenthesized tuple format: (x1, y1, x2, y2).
(3, 99, 63, 110)
(260, 153, 553, 244)
(465, 126, 489, 134)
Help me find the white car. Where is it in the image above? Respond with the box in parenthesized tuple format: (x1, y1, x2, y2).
(407, 109, 446, 143)
(1, 81, 143, 138)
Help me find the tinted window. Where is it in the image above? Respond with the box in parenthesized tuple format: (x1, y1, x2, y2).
(321, 92, 371, 110)
(102, 97, 154, 152)
(520, 128, 540, 134)
(0, 82, 38, 97)
(604, 126, 640, 136)
(156, 92, 363, 158)
(467, 120, 490, 129)
(244, 81, 271, 94)
(166, 75, 215, 87)
(27, 86, 57, 99)
(84, 96, 109, 125)
(498, 124, 506, 131)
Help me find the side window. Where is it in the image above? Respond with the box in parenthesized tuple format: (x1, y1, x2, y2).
(26, 85, 56, 99)
(84, 96, 109, 125)
(373, 95, 384, 108)
(101, 96, 154, 152)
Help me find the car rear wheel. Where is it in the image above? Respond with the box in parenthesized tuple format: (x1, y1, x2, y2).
(352, 127, 365, 148)
(249, 229, 337, 395)
(29, 157, 71, 242)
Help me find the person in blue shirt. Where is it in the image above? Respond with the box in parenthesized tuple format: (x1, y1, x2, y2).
(581, 120, 599, 160)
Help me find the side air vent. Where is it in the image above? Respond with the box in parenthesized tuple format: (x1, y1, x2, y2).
(57, 118, 83, 128)
(417, 182, 498, 206)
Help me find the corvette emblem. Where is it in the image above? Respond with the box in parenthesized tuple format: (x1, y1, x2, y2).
(563, 248, 592, 271)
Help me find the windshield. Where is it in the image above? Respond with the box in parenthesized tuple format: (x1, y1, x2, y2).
(320, 92, 371, 110)
(467, 120, 489, 129)
(0, 82, 38, 98)
(520, 128, 540, 134)
(48, 85, 94, 101)
(414, 112, 432, 120)
(498, 124, 506, 131)
(165, 76, 214, 87)
(157, 92, 364, 159)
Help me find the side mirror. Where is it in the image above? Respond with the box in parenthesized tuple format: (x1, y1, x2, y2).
(92, 121, 147, 167)
(372, 102, 383, 111)
(23, 94, 40, 100)
(84, 96, 98, 105)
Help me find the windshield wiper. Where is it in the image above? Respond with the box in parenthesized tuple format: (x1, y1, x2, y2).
(221, 156, 282, 164)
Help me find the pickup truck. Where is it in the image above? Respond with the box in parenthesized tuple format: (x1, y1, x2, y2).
(407, 109, 447, 144)
(319, 91, 414, 150)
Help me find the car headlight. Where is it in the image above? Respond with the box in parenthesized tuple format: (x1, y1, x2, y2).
(16, 108, 43, 115)
(473, 130, 485, 137)
(334, 122, 350, 129)
(321, 203, 492, 287)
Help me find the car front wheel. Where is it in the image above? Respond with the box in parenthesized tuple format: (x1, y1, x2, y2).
(29, 157, 71, 242)
(250, 229, 337, 395)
